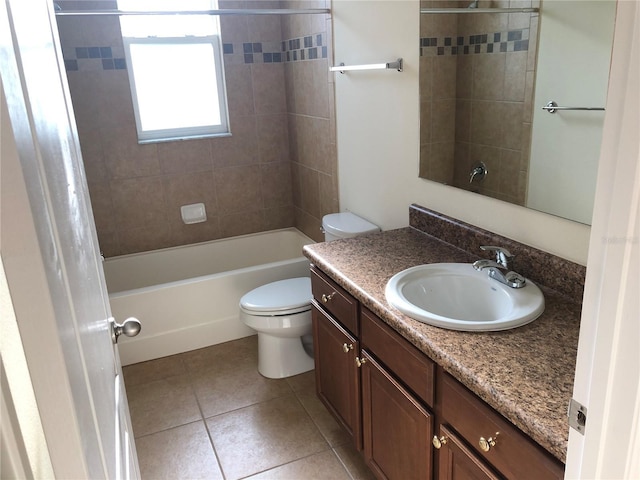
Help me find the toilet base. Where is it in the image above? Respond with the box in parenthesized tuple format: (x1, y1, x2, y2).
(257, 333, 315, 379)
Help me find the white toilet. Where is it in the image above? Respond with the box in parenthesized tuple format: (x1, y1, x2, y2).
(240, 212, 380, 379)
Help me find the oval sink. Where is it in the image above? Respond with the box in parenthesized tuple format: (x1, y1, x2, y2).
(385, 263, 544, 331)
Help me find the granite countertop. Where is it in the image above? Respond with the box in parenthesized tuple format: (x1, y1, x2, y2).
(303, 227, 581, 462)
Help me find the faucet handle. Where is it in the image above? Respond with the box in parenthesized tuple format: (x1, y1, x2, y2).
(479, 246, 513, 268)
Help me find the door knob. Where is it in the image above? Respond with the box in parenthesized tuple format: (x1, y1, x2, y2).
(110, 317, 141, 344)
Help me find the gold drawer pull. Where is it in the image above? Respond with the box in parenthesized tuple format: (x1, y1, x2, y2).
(342, 343, 353, 353)
(479, 432, 499, 452)
(355, 356, 367, 368)
(432, 435, 448, 449)
(321, 292, 336, 303)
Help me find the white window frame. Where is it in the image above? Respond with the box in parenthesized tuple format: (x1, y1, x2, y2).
(123, 35, 229, 143)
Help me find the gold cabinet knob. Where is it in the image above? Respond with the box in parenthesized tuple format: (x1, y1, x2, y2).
(479, 432, 499, 452)
(342, 343, 354, 353)
(321, 292, 336, 303)
(432, 435, 448, 450)
(355, 356, 367, 368)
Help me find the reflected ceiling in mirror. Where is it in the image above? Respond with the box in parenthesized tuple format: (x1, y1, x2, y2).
(418, 0, 615, 225)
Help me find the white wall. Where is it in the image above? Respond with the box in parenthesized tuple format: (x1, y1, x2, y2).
(333, 0, 590, 265)
(528, 0, 616, 225)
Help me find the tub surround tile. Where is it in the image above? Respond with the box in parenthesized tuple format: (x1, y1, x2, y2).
(302, 206, 584, 462)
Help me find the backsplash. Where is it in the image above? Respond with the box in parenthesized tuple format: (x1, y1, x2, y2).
(56, 0, 337, 257)
(409, 204, 586, 303)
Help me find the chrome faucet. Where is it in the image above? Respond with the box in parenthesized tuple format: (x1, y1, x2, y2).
(472, 246, 526, 288)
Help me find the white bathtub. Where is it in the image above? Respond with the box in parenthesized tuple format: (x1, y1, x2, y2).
(104, 228, 314, 365)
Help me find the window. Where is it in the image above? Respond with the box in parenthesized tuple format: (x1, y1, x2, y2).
(119, 0, 229, 142)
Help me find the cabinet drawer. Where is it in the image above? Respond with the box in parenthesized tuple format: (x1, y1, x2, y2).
(361, 308, 435, 407)
(311, 266, 358, 335)
(440, 372, 564, 480)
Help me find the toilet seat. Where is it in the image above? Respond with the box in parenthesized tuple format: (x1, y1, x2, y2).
(240, 277, 311, 316)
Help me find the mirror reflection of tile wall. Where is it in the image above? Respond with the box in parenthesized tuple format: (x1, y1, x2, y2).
(419, 1, 539, 205)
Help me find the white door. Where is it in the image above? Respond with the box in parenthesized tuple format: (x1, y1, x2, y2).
(0, 0, 140, 478)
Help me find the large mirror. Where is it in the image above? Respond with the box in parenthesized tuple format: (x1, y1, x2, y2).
(418, 0, 616, 225)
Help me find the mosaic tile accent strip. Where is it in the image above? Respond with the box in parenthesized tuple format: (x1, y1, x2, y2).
(64, 45, 126, 71)
(222, 32, 327, 64)
(64, 32, 328, 71)
(420, 28, 529, 56)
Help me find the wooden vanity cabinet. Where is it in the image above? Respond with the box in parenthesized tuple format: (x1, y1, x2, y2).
(437, 371, 564, 480)
(310, 265, 565, 480)
(435, 425, 502, 480)
(311, 267, 362, 450)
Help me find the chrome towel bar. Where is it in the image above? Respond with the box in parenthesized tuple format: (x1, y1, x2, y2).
(330, 58, 403, 73)
(542, 100, 605, 114)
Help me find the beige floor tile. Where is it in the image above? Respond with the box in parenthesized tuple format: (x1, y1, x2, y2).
(136, 421, 223, 480)
(244, 450, 352, 480)
(127, 375, 201, 437)
(334, 443, 377, 480)
(190, 354, 292, 418)
(123, 353, 187, 387)
(206, 394, 329, 480)
(295, 390, 351, 447)
(285, 370, 316, 394)
(182, 335, 259, 372)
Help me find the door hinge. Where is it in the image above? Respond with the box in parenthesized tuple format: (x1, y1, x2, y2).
(568, 398, 587, 435)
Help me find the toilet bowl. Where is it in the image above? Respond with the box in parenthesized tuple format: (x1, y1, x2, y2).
(240, 212, 380, 379)
(240, 277, 314, 379)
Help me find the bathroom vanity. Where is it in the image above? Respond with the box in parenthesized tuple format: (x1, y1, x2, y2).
(304, 206, 584, 480)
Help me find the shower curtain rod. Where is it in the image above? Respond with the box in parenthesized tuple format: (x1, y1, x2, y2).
(420, 7, 538, 14)
(54, 8, 331, 16)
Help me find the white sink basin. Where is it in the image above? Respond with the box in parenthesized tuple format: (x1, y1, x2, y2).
(385, 263, 544, 331)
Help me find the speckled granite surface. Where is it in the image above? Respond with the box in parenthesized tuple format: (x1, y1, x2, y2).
(303, 226, 581, 463)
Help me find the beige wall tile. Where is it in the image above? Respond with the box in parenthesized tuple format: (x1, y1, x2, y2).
(225, 64, 256, 117)
(257, 114, 290, 163)
(473, 53, 506, 101)
(261, 162, 293, 208)
(263, 205, 296, 230)
(252, 63, 287, 115)
(110, 176, 166, 230)
(294, 207, 323, 242)
(101, 126, 160, 179)
(157, 138, 213, 174)
(504, 51, 528, 101)
(433, 56, 457, 99)
(87, 181, 115, 233)
(215, 164, 263, 214)
(431, 99, 456, 143)
(300, 165, 321, 219)
(219, 210, 266, 237)
(212, 114, 259, 167)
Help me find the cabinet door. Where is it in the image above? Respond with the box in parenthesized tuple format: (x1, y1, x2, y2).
(361, 352, 433, 480)
(312, 304, 362, 449)
(436, 425, 503, 480)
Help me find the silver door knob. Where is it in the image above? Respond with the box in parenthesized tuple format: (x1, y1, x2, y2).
(110, 317, 141, 344)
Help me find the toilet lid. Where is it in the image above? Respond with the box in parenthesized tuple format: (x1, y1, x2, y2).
(240, 277, 311, 315)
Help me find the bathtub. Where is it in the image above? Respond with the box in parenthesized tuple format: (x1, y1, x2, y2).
(104, 228, 314, 365)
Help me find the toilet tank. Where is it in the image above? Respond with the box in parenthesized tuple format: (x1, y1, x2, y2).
(322, 212, 380, 241)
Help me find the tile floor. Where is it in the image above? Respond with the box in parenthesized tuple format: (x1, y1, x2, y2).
(123, 335, 376, 480)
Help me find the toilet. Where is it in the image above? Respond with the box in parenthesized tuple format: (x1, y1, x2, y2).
(240, 212, 380, 379)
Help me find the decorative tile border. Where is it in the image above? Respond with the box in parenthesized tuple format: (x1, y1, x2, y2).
(63, 45, 126, 71)
(64, 32, 327, 71)
(222, 32, 327, 64)
(420, 28, 529, 56)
